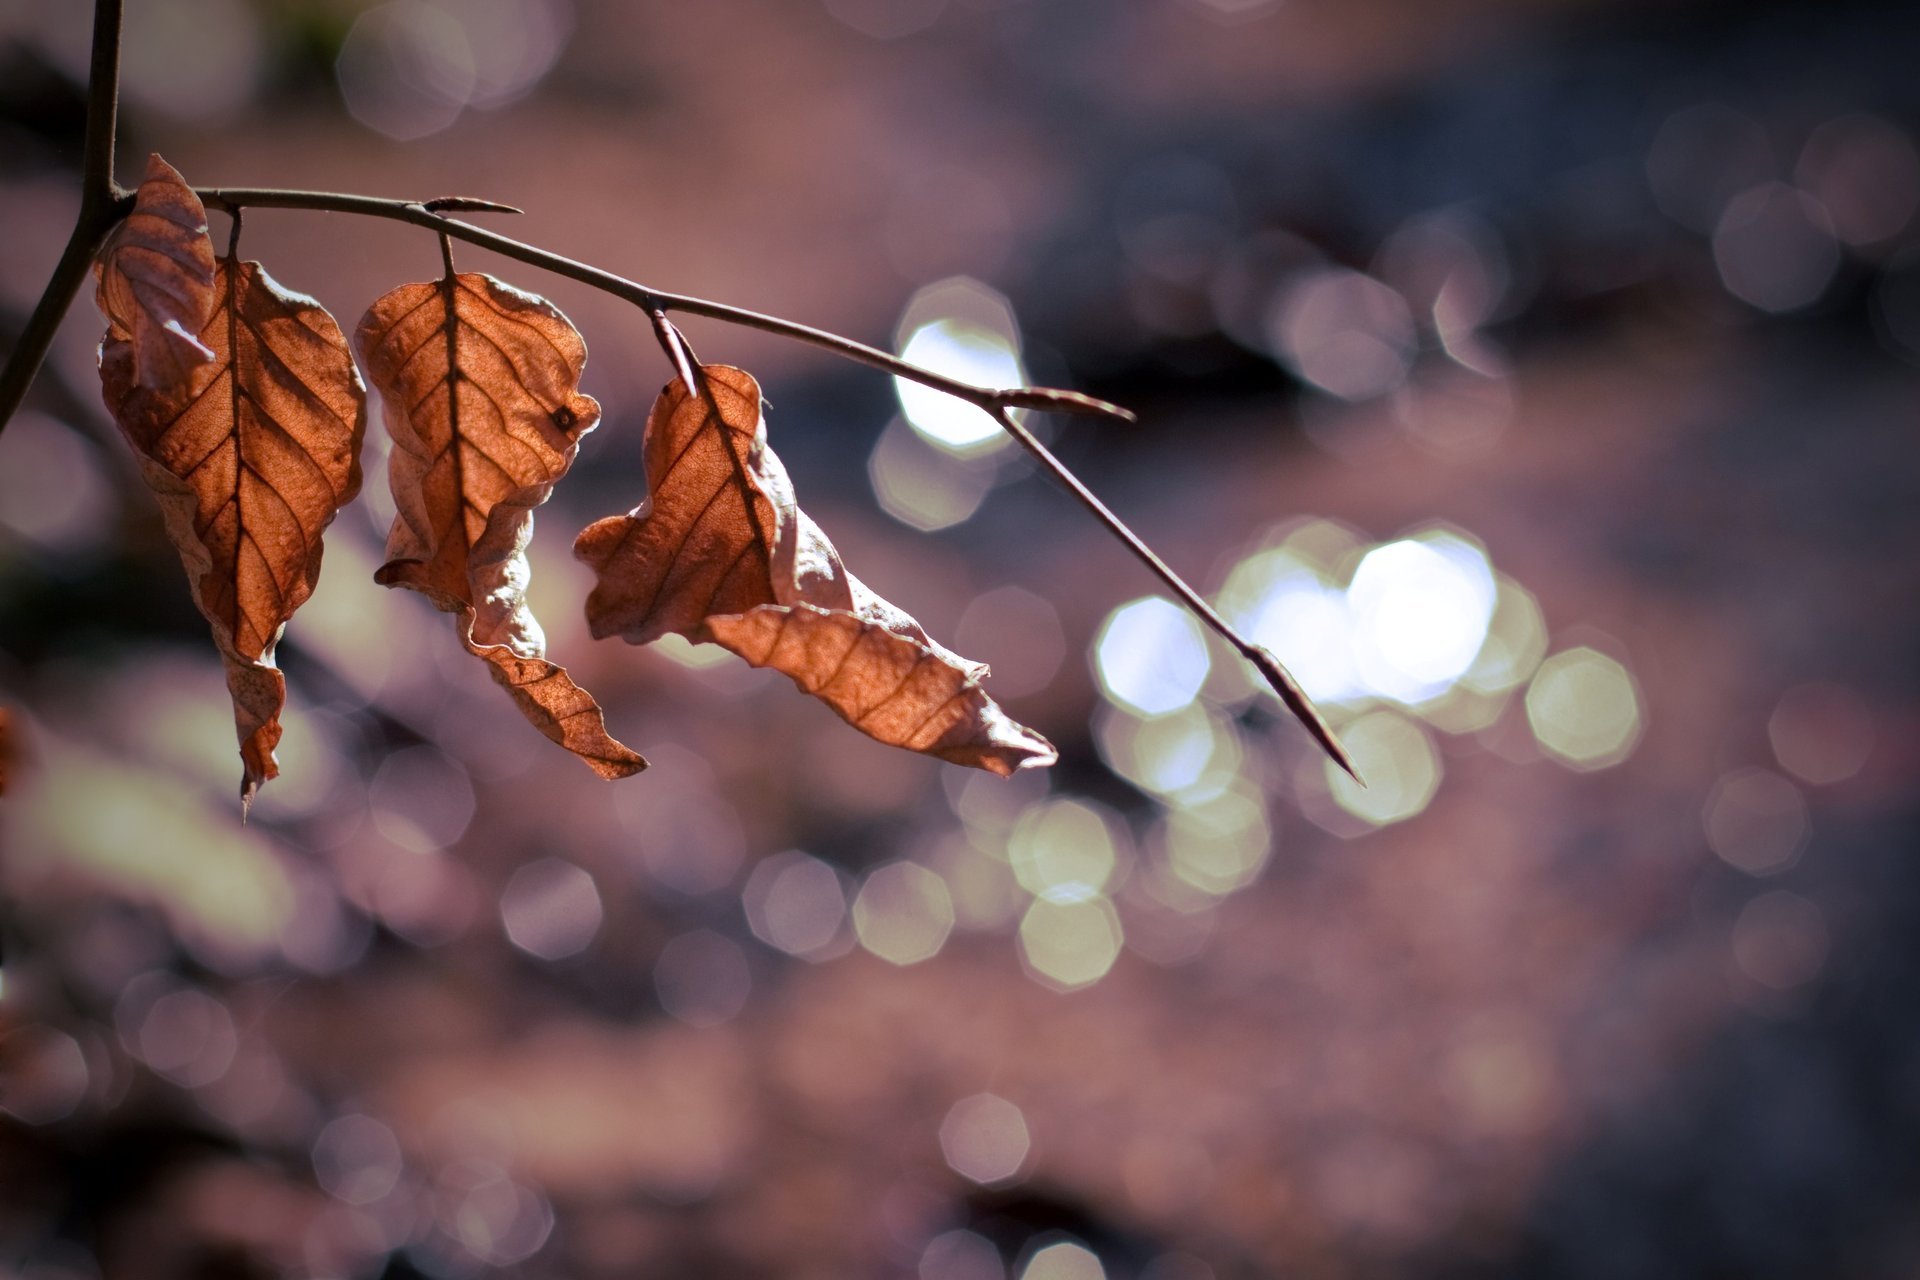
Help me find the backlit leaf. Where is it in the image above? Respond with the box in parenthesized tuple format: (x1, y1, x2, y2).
(574, 364, 780, 645)
(356, 271, 644, 779)
(705, 603, 1055, 776)
(98, 171, 367, 808)
(577, 362, 1052, 774)
(95, 154, 217, 392)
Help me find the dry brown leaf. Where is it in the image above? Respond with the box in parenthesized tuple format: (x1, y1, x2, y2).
(98, 163, 368, 807)
(356, 271, 644, 779)
(574, 364, 780, 645)
(576, 363, 1052, 774)
(95, 154, 217, 392)
(706, 604, 1055, 776)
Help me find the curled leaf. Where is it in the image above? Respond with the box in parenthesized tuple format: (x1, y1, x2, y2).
(575, 365, 780, 645)
(577, 363, 1051, 774)
(99, 183, 368, 807)
(356, 272, 644, 779)
(706, 604, 1055, 776)
(95, 154, 218, 391)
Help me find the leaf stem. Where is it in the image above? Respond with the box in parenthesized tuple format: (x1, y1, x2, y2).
(989, 407, 1359, 780)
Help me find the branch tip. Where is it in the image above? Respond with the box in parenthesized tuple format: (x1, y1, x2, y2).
(1248, 646, 1363, 784)
(998, 387, 1136, 423)
(423, 196, 524, 215)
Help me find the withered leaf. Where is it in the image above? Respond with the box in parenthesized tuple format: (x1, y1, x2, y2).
(95, 154, 217, 391)
(99, 178, 368, 808)
(577, 363, 1053, 775)
(574, 364, 779, 645)
(706, 604, 1055, 776)
(356, 272, 644, 779)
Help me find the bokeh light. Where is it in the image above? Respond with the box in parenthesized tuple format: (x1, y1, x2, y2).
(1703, 768, 1809, 876)
(1266, 267, 1417, 401)
(369, 744, 475, 853)
(336, 0, 571, 141)
(1220, 542, 1362, 704)
(439, 1164, 554, 1267)
(743, 850, 849, 960)
(336, 2, 477, 141)
(1153, 782, 1272, 897)
(939, 1092, 1031, 1186)
(0, 1026, 90, 1125)
(1018, 894, 1123, 991)
(921, 1229, 1007, 1280)
(1094, 702, 1242, 803)
(1021, 1239, 1107, 1280)
(0, 411, 114, 554)
(115, 974, 237, 1089)
(952, 586, 1067, 700)
(1795, 114, 1920, 247)
(1095, 597, 1211, 716)
(894, 278, 1026, 456)
(312, 1114, 405, 1206)
(1768, 682, 1875, 785)
(653, 930, 752, 1027)
(1525, 647, 1644, 770)
(498, 858, 603, 961)
(1326, 710, 1442, 827)
(870, 415, 999, 531)
(1461, 575, 1549, 696)
(613, 746, 746, 896)
(1008, 797, 1123, 900)
(1646, 102, 1775, 233)
(1346, 532, 1498, 705)
(1217, 523, 1506, 712)
(853, 862, 955, 965)
(1712, 182, 1840, 313)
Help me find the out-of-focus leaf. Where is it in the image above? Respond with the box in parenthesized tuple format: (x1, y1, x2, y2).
(356, 272, 644, 779)
(94, 154, 217, 391)
(577, 362, 1052, 774)
(97, 163, 367, 808)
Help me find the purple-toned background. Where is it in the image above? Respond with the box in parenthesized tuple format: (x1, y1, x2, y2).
(3, 1, 1918, 1277)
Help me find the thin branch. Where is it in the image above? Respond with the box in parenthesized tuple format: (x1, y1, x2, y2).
(0, 221, 112, 433)
(0, 0, 124, 435)
(188, 186, 1134, 427)
(81, 0, 124, 209)
(989, 406, 1359, 781)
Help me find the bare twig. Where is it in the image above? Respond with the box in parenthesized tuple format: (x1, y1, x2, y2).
(989, 407, 1359, 780)
(185, 186, 1135, 430)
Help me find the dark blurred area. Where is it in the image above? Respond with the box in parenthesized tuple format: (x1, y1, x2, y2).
(3, 0, 1919, 1277)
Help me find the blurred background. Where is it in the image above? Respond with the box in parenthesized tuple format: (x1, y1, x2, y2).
(3, 0, 1919, 1276)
